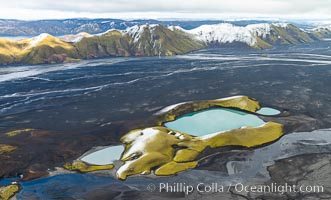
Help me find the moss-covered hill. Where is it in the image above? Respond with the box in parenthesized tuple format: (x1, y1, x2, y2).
(74, 25, 205, 58)
(259, 24, 315, 46)
(0, 34, 79, 65)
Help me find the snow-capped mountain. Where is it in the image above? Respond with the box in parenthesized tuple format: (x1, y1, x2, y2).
(173, 23, 314, 49)
(74, 22, 310, 47)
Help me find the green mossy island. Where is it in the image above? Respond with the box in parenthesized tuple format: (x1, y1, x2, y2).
(64, 96, 284, 180)
(0, 144, 17, 155)
(0, 184, 20, 200)
(5, 129, 35, 137)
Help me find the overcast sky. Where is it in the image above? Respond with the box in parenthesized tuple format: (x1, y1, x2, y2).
(0, 0, 330, 20)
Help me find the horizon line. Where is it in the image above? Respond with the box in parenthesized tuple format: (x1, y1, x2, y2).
(1, 17, 331, 22)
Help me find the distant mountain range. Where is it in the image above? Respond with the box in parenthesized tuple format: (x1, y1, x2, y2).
(0, 18, 303, 37)
(0, 22, 331, 65)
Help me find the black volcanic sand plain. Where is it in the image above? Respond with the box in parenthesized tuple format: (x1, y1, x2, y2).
(1, 41, 331, 199)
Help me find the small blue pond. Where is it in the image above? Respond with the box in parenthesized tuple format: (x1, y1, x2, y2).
(256, 107, 281, 115)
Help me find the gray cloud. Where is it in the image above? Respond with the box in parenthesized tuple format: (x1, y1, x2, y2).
(0, 0, 331, 19)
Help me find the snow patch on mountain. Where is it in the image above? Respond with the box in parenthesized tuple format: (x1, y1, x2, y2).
(60, 32, 93, 43)
(273, 23, 289, 28)
(29, 33, 50, 47)
(312, 24, 331, 31)
(97, 29, 117, 36)
(122, 24, 158, 43)
(186, 24, 255, 46)
(183, 23, 289, 46)
(246, 23, 271, 38)
(168, 26, 185, 31)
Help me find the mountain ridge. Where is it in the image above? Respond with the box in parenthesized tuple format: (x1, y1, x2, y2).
(0, 23, 329, 65)
(0, 18, 289, 37)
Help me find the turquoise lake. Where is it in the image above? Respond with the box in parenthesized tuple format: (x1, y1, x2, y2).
(164, 108, 265, 136)
(80, 145, 124, 165)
